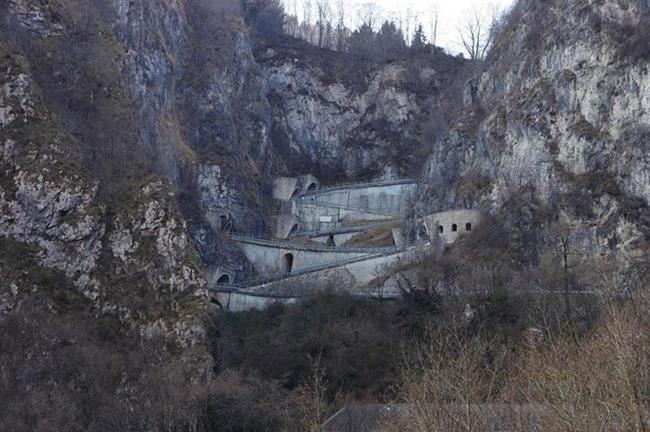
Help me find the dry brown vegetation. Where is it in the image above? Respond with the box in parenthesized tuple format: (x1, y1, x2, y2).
(381, 291, 649, 432)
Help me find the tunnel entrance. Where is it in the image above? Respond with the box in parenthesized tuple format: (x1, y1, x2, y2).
(306, 182, 318, 192)
(282, 253, 294, 274)
(216, 274, 231, 285)
(219, 215, 232, 232)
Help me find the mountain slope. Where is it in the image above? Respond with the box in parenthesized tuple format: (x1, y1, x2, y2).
(419, 0, 649, 261)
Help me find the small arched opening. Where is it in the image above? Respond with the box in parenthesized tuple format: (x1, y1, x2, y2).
(466, 223, 472, 232)
(216, 274, 231, 285)
(438, 226, 444, 234)
(418, 224, 429, 240)
(327, 235, 336, 248)
(290, 224, 300, 235)
(452, 224, 458, 232)
(282, 253, 294, 274)
(292, 187, 301, 197)
(306, 182, 318, 192)
(219, 215, 232, 232)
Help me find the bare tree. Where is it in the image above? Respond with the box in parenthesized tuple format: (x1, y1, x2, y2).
(401, 6, 415, 47)
(356, 1, 380, 29)
(428, 3, 439, 47)
(335, 0, 347, 50)
(316, 0, 332, 48)
(286, 0, 299, 36)
(302, 0, 313, 41)
(456, 4, 501, 60)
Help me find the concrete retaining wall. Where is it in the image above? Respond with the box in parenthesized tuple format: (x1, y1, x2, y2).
(273, 177, 300, 201)
(273, 214, 302, 239)
(292, 202, 392, 231)
(235, 239, 372, 276)
(246, 244, 429, 295)
(214, 291, 298, 312)
(302, 182, 417, 216)
(215, 243, 433, 312)
(309, 231, 360, 246)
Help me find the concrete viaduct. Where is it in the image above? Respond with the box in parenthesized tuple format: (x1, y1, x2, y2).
(210, 174, 482, 312)
(274, 178, 419, 235)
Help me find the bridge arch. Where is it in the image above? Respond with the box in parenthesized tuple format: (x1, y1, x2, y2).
(282, 253, 295, 274)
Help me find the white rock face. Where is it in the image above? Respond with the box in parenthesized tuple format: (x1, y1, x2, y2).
(0, 44, 208, 350)
(8, 0, 64, 37)
(420, 0, 649, 258)
(262, 55, 469, 179)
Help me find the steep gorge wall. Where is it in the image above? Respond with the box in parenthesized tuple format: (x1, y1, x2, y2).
(419, 0, 649, 261)
(0, 0, 216, 375)
(257, 38, 472, 181)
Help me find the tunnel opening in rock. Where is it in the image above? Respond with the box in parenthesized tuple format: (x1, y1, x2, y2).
(282, 253, 294, 274)
(216, 274, 231, 285)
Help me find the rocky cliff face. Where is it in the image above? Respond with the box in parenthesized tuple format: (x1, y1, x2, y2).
(0, 0, 251, 384)
(258, 38, 471, 181)
(419, 0, 649, 261)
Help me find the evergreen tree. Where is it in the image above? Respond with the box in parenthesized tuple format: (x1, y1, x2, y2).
(411, 24, 428, 52)
(377, 21, 406, 59)
(348, 22, 376, 58)
(243, 0, 285, 37)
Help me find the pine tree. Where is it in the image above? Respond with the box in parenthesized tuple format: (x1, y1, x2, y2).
(377, 21, 406, 60)
(348, 23, 376, 58)
(411, 24, 428, 53)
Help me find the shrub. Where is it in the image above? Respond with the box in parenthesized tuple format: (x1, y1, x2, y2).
(243, 0, 285, 38)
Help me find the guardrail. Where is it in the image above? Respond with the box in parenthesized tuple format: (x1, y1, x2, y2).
(209, 252, 386, 291)
(211, 239, 431, 292)
(303, 178, 418, 197)
(294, 224, 379, 237)
(211, 285, 400, 301)
(292, 199, 400, 217)
(230, 233, 398, 254)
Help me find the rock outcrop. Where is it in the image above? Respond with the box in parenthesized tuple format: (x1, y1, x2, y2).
(258, 38, 471, 181)
(0, 33, 208, 355)
(419, 0, 649, 260)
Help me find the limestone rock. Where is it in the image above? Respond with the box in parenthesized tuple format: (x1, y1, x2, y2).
(419, 0, 649, 260)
